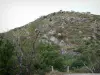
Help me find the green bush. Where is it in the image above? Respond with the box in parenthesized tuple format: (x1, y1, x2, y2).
(36, 42, 65, 74)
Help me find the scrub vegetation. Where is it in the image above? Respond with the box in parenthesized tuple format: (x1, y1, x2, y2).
(0, 10, 100, 75)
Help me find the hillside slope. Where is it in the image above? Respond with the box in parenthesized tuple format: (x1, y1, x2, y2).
(1, 10, 100, 52)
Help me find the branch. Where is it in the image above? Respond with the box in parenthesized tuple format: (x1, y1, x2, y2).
(83, 63, 94, 73)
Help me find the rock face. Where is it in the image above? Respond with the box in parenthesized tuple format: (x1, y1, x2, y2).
(1, 10, 100, 54)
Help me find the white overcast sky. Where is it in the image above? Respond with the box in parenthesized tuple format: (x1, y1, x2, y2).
(0, 0, 100, 33)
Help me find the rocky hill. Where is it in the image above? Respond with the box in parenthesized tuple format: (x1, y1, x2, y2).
(0, 10, 100, 54)
(1, 10, 100, 74)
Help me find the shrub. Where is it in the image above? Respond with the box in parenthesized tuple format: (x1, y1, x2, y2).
(36, 42, 65, 74)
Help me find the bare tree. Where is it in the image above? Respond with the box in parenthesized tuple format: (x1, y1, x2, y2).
(13, 32, 24, 75)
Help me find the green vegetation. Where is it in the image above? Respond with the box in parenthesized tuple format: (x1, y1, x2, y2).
(71, 39, 100, 73)
(0, 37, 65, 75)
(37, 42, 65, 73)
(0, 38, 15, 75)
(0, 10, 100, 74)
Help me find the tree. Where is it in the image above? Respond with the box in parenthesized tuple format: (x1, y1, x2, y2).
(36, 42, 65, 74)
(12, 29, 41, 75)
(0, 38, 15, 75)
